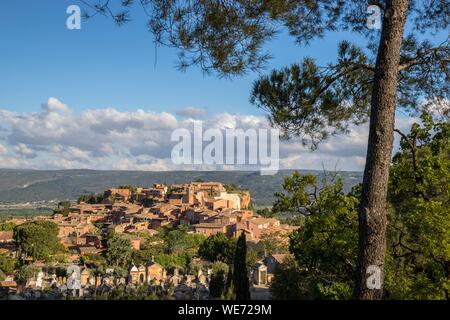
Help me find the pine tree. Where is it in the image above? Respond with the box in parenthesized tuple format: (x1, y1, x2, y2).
(80, 0, 449, 299)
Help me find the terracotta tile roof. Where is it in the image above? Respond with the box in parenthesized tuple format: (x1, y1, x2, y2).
(194, 223, 227, 229)
(0, 280, 17, 287)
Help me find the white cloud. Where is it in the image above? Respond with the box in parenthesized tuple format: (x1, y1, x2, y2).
(52, 145, 92, 162)
(0, 143, 6, 154)
(14, 143, 37, 159)
(42, 97, 70, 114)
(176, 107, 208, 118)
(0, 98, 422, 172)
(0, 155, 22, 168)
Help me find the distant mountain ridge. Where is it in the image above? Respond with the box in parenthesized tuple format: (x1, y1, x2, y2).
(0, 169, 363, 206)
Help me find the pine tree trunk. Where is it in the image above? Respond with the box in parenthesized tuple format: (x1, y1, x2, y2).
(354, 0, 409, 300)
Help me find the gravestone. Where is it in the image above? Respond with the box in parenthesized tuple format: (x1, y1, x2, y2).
(36, 271, 44, 289)
(67, 270, 81, 291)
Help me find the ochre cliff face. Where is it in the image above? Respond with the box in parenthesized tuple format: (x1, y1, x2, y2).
(240, 191, 251, 209)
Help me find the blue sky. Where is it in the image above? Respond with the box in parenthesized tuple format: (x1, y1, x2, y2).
(0, 2, 444, 171)
(0, 0, 367, 115)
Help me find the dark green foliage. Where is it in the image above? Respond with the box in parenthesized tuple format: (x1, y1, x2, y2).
(92, 285, 160, 300)
(0, 253, 16, 273)
(272, 172, 317, 215)
(251, 42, 372, 147)
(77, 3, 447, 299)
(164, 227, 189, 254)
(132, 249, 192, 270)
(130, 226, 205, 269)
(385, 112, 450, 299)
(54, 201, 71, 216)
(15, 264, 40, 283)
(279, 215, 304, 227)
(224, 184, 237, 192)
(198, 232, 236, 264)
(233, 232, 250, 300)
(246, 248, 258, 269)
(224, 183, 247, 193)
(163, 225, 206, 255)
(260, 232, 290, 256)
(286, 174, 359, 299)
(80, 253, 107, 270)
(78, 193, 103, 204)
(106, 233, 132, 267)
(223, 262, 235, 300)
(225, 263, 233, 289)
(13, 221, 62, 261)
(279, 115, 449, 299)
(142, 196, 156, 208)
(81, 1, 448, 80)
(270, 256, 308, 300)
(256, 207, 275, 218)
(147, 0, 277, 75)
(209, 270, 226, 298)
(212, 260, 229, 274)
(187, 258, 201, 274)
(118, 185, 134, 191)
(272, 170, 355, 218)
(0, 222, 16, 231)
(155, 252, 191, 271)
(80, 1, 447, 144)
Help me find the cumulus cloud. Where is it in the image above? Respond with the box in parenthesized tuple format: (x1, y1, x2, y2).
(277, 113, 419, 171)
(14, 143, 38, 159)
(0, 97, 420, 172)
(42, 97, 70, 113)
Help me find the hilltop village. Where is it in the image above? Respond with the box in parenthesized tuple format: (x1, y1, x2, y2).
(0, 181, 296, 300)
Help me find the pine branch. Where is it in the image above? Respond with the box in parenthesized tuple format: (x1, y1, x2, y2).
(398, 42, 450, 72)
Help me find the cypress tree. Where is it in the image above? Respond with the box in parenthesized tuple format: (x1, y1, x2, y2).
(209, 270, 226, 298)
(222, 264, 235, 300)
(233, 232, 250, 300)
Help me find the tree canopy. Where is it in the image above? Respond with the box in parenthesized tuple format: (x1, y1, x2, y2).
(78, 193, 104, 204)
(270, 255, 309, 300)
(79, 1, 448, 145)
(13, 221, 62, 261)
(277, 113, 449, 299)
(385, 112, 449, 299)
(0, 222, 16, 231)
(106, 232, 133, 267)
(81, 1, 448, 79)
(0, 253, 16, 274)
(198, 232, 236, 264)
(284, 175, 359, 299)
